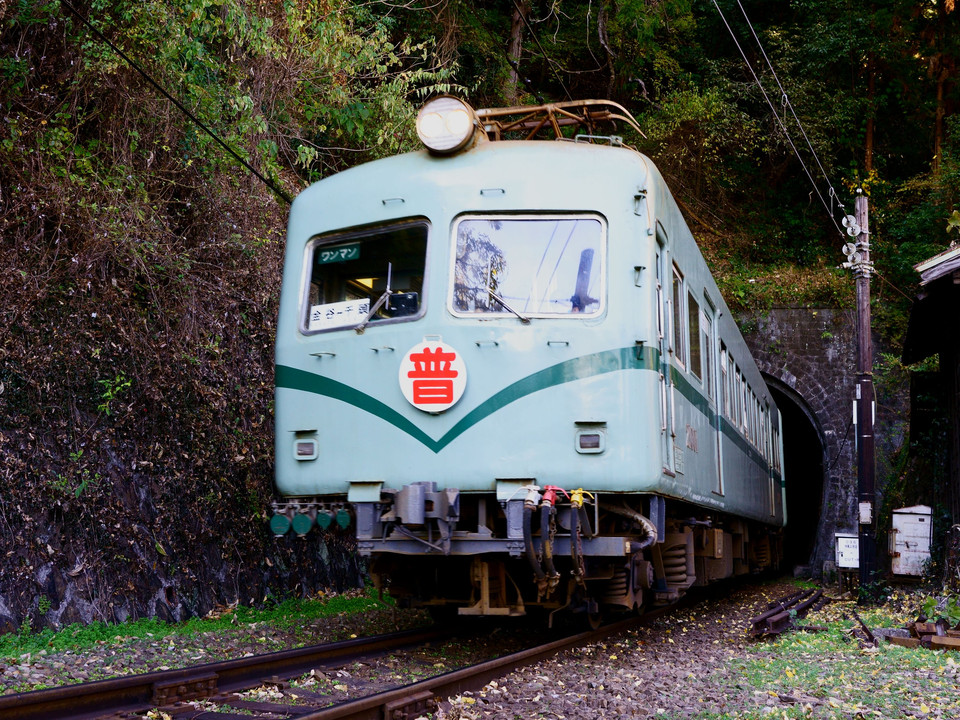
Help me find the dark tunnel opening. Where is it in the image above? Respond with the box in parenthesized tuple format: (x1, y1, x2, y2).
(768, 384, 825, 570)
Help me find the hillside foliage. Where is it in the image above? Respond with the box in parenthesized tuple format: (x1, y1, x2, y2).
(1, 0, 959, 626)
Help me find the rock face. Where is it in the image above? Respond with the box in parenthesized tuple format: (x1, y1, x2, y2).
(0, 171, 365, 628)
(0, 418, 364, 629)
(0, 447, 364, 629)
(742, 307, 909, 576)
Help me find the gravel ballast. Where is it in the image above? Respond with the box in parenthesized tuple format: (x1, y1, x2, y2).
(3, 580, 957, 719)
(437, 581, 792, 719)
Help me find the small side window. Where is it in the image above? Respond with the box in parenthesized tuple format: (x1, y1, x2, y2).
(702, 313, 714, 398)
(719, 345, 728, 416)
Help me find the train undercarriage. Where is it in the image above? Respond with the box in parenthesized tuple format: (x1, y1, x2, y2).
(274, 481, 782, 626)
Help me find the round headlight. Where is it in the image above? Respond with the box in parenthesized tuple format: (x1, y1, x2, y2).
(416, 96, 477, 154)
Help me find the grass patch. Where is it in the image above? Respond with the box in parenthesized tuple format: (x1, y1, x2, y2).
(712, 588, 960, 719)
(730, 637, 960, 718)
(0, 588, 391, 659)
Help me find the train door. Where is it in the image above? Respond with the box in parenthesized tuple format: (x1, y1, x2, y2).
(656, 228, 675, 475)
(702, 297, 724, 496)
(766, 405, 776, 517)
(772, 413, 784, 519)
(718, 343, 729, 496)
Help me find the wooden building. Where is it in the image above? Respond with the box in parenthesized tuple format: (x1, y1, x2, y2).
(902, 245, 960, 527)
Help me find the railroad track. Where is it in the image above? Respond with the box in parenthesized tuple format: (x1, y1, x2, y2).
(0, 625, 450, 720)
(748, 587, 827, 637)
(0, 609, 673, 720)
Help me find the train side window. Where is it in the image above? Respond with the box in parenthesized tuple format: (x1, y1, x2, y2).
(672, 265, 685, 367)
(756, 398, 762, 448)
(773, 422, 781, 471)
(763, 405, 771, 461)
(728, 359, 736, 421)
(757, 399, 763, 448)
(703, 312, 714, 399)
(719, 345, 728, 416)
(450, 215, 605, 317)
(741, 380, 750, 437)
(302, 220, 428, 333)
(702, 296, 716, 401)
(730, 360, 739, 426)
(734, 368, 747, 435)
(688, 291, 701, 381)
(656, 248, 665, 344)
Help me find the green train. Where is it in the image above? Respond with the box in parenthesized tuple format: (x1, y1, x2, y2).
(271, 97, 785, 625)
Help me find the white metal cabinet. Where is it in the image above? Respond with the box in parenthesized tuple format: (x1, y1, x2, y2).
(889, 505, 932, 576)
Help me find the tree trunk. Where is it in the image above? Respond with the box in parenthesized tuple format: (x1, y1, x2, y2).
(434, 0, 460, 68)
(505, 1, 530, 103)
(597, 1, 617, 98)
(935, 69, 946, 176)
(865, 57, 875, 174)
(932, 0, 954, 176)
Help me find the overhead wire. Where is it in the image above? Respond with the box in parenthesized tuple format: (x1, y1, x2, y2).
(60, 0, 293, 205)
(734, 0, 845, 220)
(873, 269, 915, 302)
(710, 0, 846, 237)
(714, 5, 922, 308)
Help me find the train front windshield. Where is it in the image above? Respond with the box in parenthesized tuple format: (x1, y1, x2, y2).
(302, 220, 428, 333)
(450, 215, 605, 318)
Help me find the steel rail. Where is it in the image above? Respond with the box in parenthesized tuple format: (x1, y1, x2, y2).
(2, 593, 695, 720)
(749, 588, 824, 637)
(0, 625, 449, 720)
(295, 612, 659, 720)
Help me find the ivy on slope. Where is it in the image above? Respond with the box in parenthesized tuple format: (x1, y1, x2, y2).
(0, 0, 453, 629)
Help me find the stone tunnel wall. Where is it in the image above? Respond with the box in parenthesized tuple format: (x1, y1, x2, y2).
(741, 307, 909, 575)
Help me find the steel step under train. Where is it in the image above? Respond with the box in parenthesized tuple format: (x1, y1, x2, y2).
(270, 97, 785, 625)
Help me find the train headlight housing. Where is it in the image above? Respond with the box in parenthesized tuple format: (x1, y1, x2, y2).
(575, 429, 606, 454)
(294, 437, 318, 461)
(416, 96, 478, 154)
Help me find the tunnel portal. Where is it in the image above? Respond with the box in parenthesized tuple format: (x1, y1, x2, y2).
(767, 382, 825, 570)
(743, 308, 905, 576)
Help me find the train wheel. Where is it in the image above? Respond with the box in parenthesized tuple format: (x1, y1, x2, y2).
(582, 595, 603, 630)
(586, 608, 603, 630)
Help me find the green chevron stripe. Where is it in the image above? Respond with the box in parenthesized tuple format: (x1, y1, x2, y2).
(275, 365, 438, 448)
(276, 345, 658, 453)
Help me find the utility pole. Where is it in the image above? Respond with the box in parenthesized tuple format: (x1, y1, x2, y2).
(843, 189, 878, 597)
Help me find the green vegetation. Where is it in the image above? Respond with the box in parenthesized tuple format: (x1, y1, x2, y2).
(922, 591, 960, 626)
(0, 0, 454, 626)
(0, 588, 392, 659)
(721, 590, 960, 719)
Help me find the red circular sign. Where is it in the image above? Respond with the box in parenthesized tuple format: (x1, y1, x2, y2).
(399, 340, 467, 412)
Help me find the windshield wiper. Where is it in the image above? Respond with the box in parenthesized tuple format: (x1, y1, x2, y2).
(489, 289, 530, 324)
(484, 260, 529, 324)
(355, 262, 393, 334)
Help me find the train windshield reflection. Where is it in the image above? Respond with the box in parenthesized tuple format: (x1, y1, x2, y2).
(451, 216, 605, 317)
